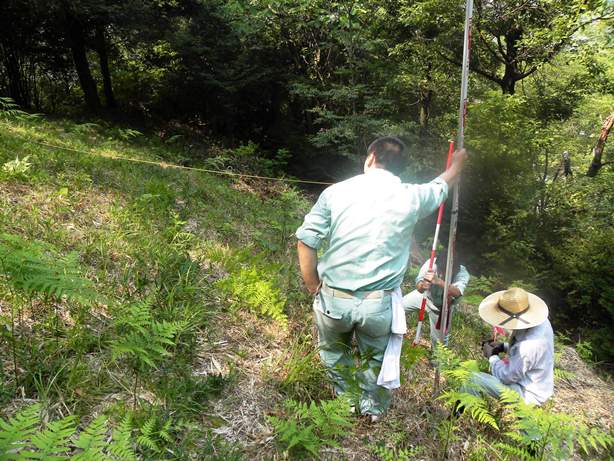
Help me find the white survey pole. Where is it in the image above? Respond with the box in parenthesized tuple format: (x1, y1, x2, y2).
(439, 0, 473, 345)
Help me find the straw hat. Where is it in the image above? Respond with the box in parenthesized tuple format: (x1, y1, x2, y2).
(479, 287, 548, 330)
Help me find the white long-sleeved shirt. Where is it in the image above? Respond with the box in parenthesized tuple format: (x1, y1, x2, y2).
(488, 319, 554, 405)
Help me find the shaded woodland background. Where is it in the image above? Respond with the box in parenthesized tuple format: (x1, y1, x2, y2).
(1, 0, 613, 363)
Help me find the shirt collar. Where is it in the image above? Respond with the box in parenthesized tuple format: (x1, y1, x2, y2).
(365, 168, 400, 181)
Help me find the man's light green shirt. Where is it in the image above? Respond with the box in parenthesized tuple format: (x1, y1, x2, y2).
(296, 169, 448, 291)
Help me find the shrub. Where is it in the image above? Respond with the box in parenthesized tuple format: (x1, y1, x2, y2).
(268, 398, 353, 458)
(205, 244, 289, 325)
(435, 345, 614, 460)
(1, 156, 32, 180)
(110, 299, 187, 406)
(0, 404, 136, 460)
(273, 335, 329, 402)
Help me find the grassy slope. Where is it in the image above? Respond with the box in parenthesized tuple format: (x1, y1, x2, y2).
(0, 116, 611, 460)
(0, 116, 315, 458)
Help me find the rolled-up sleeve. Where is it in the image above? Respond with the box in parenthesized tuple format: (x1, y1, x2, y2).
(452, 265, 470, 295)
(295, 189, 331, 250)
(415, 259, 431, 284)
(413, 177, 448, 219)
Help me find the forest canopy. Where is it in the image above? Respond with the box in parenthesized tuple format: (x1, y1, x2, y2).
(1, 0, 613, 362)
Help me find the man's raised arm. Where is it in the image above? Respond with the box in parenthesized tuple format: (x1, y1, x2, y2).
(439, 148, 467, 185)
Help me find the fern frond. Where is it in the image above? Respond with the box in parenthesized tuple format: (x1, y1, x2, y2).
(553, 367, 575, 382)
(215, 263, 288, 325)
(111, 300, 184, 372)
(29, 414, 77, 460)
(269, 397, 353, 457)
(0, 234, 97, 304)
(438, 391, 498, 430)
(0, 404, 41, 456)
(72, 416, 108, 461)
(499, 387, 523, 406)
(108, 414, 136, 461)
(494, 441, 535, 461)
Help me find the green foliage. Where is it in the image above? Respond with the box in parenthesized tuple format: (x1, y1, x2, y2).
(1, 156, 32, 180)
(370, 443, 422, 461)
(108, 415, 137, 461)
(439, 390, 499, 430)
(575, 339, 594, 363)
(437, 347, 614, 460)
(203, 142, 291, 177)
(30, 414, 77, 460)
(110, 299, 186, 372)
(135, 415, 173, 455)
(436, 345, 498, 430)
(465, 275, 501, 297)
(117, 129, 143, 141)
(0, 404, 136, 460)
(70, 123, 102, 136)
(0, 233, 97, 303)
(399, 341, 429, 377)
(72, 416, 108, 461)
(208, 246, 289, 325)
(268, 398, 353, 458)
(0, 404, 40, 457)
(274, 335, 329, 402)
(0, 98, 33, 120)
(216, 266, 287, 325)
(497, 388, 614, 460)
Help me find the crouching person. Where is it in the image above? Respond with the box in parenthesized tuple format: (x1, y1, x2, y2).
(403, 249, 470, 348)
(465, 287, 554, 405)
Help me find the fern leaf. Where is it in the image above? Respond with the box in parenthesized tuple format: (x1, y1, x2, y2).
(72, 416, 108, 461)
(29, 415, 77, 460)
(108, 414, 136, 461)
(0, 404, 41, 458)
(494, 442, 534, 461)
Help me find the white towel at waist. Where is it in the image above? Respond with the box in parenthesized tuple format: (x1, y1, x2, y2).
(377, 287, 406, 390)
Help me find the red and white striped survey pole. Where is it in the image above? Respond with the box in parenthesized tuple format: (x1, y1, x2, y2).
(413, 140, 455, 345)
(438, 0, 474, 343)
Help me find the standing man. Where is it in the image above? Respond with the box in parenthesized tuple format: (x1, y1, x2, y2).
(403, 248, 470, 348)
(296, 136, 467, 419)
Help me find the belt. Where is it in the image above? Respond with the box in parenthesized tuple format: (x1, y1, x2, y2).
(321, 283, 387, 299)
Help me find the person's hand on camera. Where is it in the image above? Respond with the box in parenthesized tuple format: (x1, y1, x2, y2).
(482, 340, 504, 358)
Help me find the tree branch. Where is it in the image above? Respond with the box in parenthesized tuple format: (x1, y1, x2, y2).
(518, 66, 539, 79)
(436, 50, 503, 85)
(477, 30, 507, 65)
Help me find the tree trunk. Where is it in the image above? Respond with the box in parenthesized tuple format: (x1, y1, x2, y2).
(64, 10, 100, 111)
(500, 29, 521, 95)
(94, 25, 116, 109)
(3, 50, 29, 108)
(586, 107, 614, 177)
(419, 88, 432, 130)
(419, 63, 433, 132)
(500, 70, 516, 95)
(563, 151, 572, 177)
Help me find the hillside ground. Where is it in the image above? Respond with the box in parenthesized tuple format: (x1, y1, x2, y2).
(0, 115, 612, 460)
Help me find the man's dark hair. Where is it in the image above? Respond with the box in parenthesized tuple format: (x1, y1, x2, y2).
(367, 136, 408, 175)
